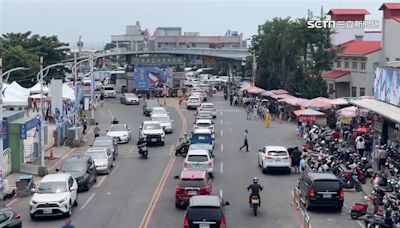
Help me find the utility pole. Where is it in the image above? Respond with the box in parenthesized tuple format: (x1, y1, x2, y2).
(252, 52, 257, 86)
(38, 56, 47, 176)
(73, 53, 78, 124)
(0, 58, 3, 177)
(89, 54, 95, 125)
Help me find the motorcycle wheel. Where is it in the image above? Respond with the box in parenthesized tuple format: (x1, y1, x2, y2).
(253, 204, 258, 216)
(355, 184, 362, 192)
(350, 211, 360, 219)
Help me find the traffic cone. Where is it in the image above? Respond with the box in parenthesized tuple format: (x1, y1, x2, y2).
(49, 148, 55, 160)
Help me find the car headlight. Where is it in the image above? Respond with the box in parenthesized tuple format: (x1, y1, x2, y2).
(58, 197, 68, 204)
(31, 200, 38, 205)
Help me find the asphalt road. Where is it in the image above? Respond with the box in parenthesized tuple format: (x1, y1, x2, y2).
(11, 94, 368, 228)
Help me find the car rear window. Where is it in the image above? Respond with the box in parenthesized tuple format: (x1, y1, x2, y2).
(104, 87, 114, 90)
(267, 151, 288, 156)
(314, 180, 341, 192)
(181, 179, 206, 188)
(188, 207, 222, 221)
(188, 155, 208, 162)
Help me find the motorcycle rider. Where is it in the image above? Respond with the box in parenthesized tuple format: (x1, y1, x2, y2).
(181, 133, 190, 144)
(176, 133, 191, 156)
(111, 117, 119, 124)
(247, 177, 263, 207)
(137, 136, 147, 156)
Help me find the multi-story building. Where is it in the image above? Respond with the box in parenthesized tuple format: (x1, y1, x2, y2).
(111, 22, 149, 52)
(379, 3, 400, 65)
(323, 40, 381, 98)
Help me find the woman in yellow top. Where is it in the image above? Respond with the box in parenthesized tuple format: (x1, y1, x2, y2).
(264, 112, 271, 128)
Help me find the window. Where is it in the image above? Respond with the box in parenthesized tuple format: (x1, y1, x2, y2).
(352, 59, 358, 69)
(192, 43, 196, 47)
(359, 87, 366, 96)
(344, 58, 349, 68)
(336, 58, 341, 68)
(373, 62, 380, 68)
(329, 84, 334, 94)
(351, 87, 357, 97)
(361, 60, 366, 70)
(386, 57, 390, 62)
(396, 58, 400, 62)
(0, 211, 12, 223)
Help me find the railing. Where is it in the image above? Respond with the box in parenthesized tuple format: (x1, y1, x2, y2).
(2, 148, 12, 177)
(292, 187, 311, 228)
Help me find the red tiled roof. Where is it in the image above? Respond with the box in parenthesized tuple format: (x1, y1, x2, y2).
(379, 3, 400, 10)
(322, 70, 351, 79)
(393, 16, 400, 23)
(338, 40, 381, 55)
(327, 9, 370, 15)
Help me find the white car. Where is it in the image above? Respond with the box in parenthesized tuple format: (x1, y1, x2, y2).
(106, 124, 131, 143)
(102, 86, 116, 98)
(183, 149, 214, 175)
(82, 77, 91, 85)
(140, 121, 166, 145)
(30, 173, 78, 219)
(258, 146, 291, 174)
(194, 119, 215, 133)
(120, 93, 140, 105)
(151, 106, 168, 116)
(186, 96, 202, 110)
(151, 114, 173, 133)
(198, 103, 216, 118)
(86, 147, 114, 174)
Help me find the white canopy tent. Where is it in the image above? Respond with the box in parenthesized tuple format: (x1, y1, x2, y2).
(62, 83, 75, 101)
(2, 83, 29, 106)
(29, 82, 49, 94)
(9, 81, 30, 97)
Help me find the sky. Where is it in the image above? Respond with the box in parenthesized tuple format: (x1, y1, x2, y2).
(0, 0, 388, 49)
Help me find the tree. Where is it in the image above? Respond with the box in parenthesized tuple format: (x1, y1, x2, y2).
(251, 11, 335, 98)
(0, 32, 69, 86)
(104, 43, 116, 51)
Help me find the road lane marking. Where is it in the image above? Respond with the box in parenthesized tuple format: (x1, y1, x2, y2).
(80, 193, 96, 211)
(110, 165, 119, 176)
(220, 111, 223, 116)
(221, 144, 223, 152)
(357, 221, 364, 228)
(107, 109, 114, 118)
(6, 198, 19, 207)
(168, 145, 175, 156)
(139, 104, 187, 228)
(220, 130, 223, 137)
(220, 119, 223, 125)
(220, 162, 223, 173)
(219, 189, 223, 198)
(48, 148, 77, 171)
(95, 176, 107, 188)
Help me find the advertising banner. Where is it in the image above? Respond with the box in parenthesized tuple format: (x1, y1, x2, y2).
(50, 79, 63, 125)
(134, 67, 171, 91)
(374, 67, 400, 106)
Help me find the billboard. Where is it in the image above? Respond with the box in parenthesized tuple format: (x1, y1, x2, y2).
(374, 67, 400, 106)
(134, 67, 171, 91)
(50, 79, 63, 125)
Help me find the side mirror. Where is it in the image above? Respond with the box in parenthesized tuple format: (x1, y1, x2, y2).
(174, 175, 179, 179)
(31, 188, 36, 194)
(106, 130, 109, 132)
(55, 168, 60, 172)
(139, 127, 143, 130)
(70, 186, 78, 192)
(225, 201, 230, 206)
(89, 144, 93, 147)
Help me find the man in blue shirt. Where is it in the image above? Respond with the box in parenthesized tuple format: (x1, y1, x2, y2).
(62, 219, 75, 228)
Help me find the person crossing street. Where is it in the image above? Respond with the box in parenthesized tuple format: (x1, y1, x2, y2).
(239, 129, 249, 152)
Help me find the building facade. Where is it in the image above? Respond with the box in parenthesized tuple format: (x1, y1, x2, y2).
(379, 3, 400, 65)
(111, 22, 149, 52)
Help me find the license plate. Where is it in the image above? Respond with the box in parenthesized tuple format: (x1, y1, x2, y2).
(251, 198, 259, 204)
(275, 159, 281, 162)
(199, 224, 210, 228)
(151, 138, 157, 142)
(322, 193, 332, 198)
(43, 209, 52, 214)
(188, 191, 197, 195)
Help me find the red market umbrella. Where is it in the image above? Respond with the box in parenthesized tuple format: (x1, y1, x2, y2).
(356, 127, 368, 133)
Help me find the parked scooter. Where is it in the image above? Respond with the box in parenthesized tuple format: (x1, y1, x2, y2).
(350, 196, 384, 219)
(337, 170, 363, 192)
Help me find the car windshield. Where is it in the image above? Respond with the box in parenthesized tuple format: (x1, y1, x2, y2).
(144, 123, 161, 130)
(93, 140, 111, 147)
(201, 107, 214, 111)
(191, 134, 212, 144)
(190, 98, 200, 102)
(267, 151, 288, 156)
(104, 87, 114, 90)
(87, 152, 107, 159)
(110, 125, 126, 131)
(198, 114, 212, 119)
(187, 208, 222, 221)
(181, 179, 206, 188)
(196, 123, 211, 127)
(61, 163, 85, 172)
(37, 181, 68, 193)
(189, 144, 210, 150)
(153, 116, 170, 123)
(153, 108, 166, 113)
(314, 180, 341, 192)
(125, 93, 136, 98)
(187, 155, 208, 162)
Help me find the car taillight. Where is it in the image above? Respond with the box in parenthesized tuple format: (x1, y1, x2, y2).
(264, 156, 273, 160)
(283, 156, 290, 160)
(200, 186, 210, 194)
(184, 162, 188, 168)
(176, 187, 184, 194)
(309, 187, 315, 198)
(208, 161, 212, 167)
(184, 215, 190, 228)
(14, 211, 21, 219)
(220, 216, 226, 228)
(340, 189, 344, 198)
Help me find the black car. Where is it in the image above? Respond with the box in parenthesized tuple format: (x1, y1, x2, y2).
(143, 99, 161, 116)
(184, 195, 229, 228)
(298, 172, 344, 211)
(58, 155, 97, 191)
(0, 207, 21, 228)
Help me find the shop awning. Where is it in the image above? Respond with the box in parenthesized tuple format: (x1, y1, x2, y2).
(294, 109, 325, 116)
(350, 99, 400, 123)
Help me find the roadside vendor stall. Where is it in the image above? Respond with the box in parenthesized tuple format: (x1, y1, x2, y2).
(294, 108, 326, 125)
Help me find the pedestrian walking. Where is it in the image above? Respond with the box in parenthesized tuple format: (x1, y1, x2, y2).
(82, 116, 87, 134)
(94, 122, 100, 138)
(252, 105, 258, 120)
(246, 105, 251, 120)
(264, 112, 271, 128)
(61, 219, 75, 228)
(291, 146, 302, 174)
(239, 129, 249, 152)
(356, 136, 365, 156)
(378, 146, 388, 171)
(299, 155, 307, 172)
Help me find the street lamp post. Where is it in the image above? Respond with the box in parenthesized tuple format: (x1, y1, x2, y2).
(252, 52, 257, 86)
(0, 59, 30, 177)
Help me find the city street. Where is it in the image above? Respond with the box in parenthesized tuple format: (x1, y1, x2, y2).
(9, 94, 368, 228)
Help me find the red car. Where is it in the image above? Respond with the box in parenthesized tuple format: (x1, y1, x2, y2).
(175, 170, 212, 208)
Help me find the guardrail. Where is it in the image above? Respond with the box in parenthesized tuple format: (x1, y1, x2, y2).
(292, 187, 311, 228)
(2, 148, 12, 177)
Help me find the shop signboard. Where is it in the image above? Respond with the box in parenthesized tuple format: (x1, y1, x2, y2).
(20, 118, 38, 139)
(373, 115, 383, 133)
(0, 120, 7, 138)
(374, 67, 400, 106)
(134, 67, 171, 91)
